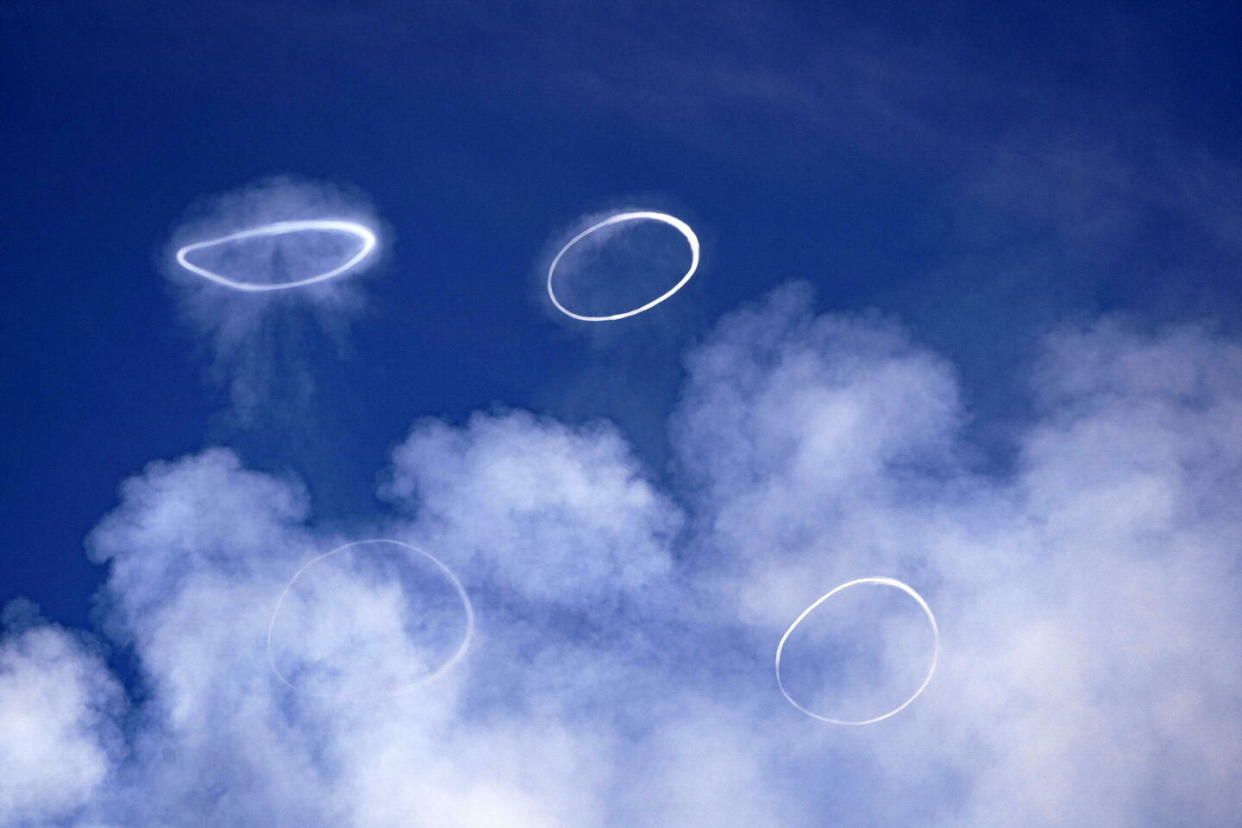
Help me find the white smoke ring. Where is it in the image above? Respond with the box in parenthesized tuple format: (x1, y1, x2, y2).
(775, 576, 939, 726)
(546, 210, 700, 322)
(266, 538, 474, 697)
(175, 219, 377, 292)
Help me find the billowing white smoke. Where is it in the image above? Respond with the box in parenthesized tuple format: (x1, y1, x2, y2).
(383, 411, 682, 606)
(3, 284, 1240, 826)
(0, 610, 123, 826)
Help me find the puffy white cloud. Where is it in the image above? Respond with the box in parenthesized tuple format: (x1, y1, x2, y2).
(385, 411, 682, 606)
(87, 448, 313, 635)
(929, 318, 1242, 827)
(0, 614, 122, 826)
(7, 285, 1242, 825)
(673, 288, 1242, 825)
(672, 284, 966, 629)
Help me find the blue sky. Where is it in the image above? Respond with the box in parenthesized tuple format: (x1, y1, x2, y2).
(2, 1, 1242, 825)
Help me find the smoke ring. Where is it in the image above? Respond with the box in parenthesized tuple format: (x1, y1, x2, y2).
(546, 211, 700, 321)
(775, 576, 939, 726)
(175, 219, 377, 292)
(266, 538, 474, 696)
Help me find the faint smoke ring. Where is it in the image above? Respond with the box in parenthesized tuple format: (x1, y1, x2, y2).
(774, 576, 939, 726)
(266, 538, 474, 696)
(546, 210, 700, 321)
(175, 219, 377, 291)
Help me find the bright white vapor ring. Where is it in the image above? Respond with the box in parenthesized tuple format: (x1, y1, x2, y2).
(546, 210, 700, 322)
(774, 576, 939, 726)
(266, 539, 474, 696)
(175, 219, 377, 291)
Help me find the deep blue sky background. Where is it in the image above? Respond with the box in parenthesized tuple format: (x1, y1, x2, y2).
(2, 0, 1240, 639)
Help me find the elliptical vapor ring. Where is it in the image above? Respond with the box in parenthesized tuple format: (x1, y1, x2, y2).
(774, 576, 939, 726)
(175, 219, 377, 291)
(266, 538, 474, 697)
(546, 211, 700, 321)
